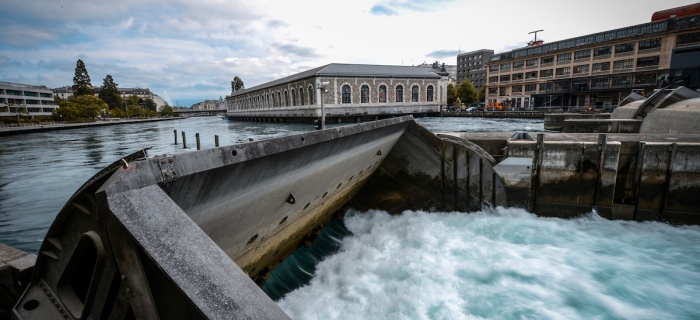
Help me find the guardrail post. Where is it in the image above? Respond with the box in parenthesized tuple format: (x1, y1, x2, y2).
(174, 129, 178, 145)
(182, 131, 187, 149)
(196, 133, 201, 150)
(215, 135, 219, 147)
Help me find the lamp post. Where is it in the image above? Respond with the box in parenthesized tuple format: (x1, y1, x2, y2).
(317, 81, 329, 130)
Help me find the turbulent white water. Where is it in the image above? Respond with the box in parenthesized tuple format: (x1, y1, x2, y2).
(277, 208, 700, 319)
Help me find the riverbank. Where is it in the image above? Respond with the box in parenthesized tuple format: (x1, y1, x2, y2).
(0, 117, 181, 136)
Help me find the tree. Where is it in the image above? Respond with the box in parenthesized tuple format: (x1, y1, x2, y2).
(159, 104, 174, 117)
(231, 76, 244, 93)
(72, 59, 94, 96)
(54, 95, 108, 120)
(144, 98, 157, 112)
(477, 85, 486, 102)
(446, 83, 457, 105)
(98, 75, 122, 110)
(457, 80, 478, 105)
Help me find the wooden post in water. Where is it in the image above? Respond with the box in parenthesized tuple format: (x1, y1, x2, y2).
(174, 129, 178, 145)
(196, 133, 201, 150)
(215, 135, 219, 147)
(182, 131, 187, 149)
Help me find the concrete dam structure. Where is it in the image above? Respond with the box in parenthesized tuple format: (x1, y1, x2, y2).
(10, 108, 700, 318)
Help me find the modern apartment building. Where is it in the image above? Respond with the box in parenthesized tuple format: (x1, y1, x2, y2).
(485, 4, 700, 110)
(0, 81, 58, 117)
(457, 49, 494, 87)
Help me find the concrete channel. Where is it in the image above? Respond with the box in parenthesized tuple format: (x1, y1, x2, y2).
(7, 87, 700, 318)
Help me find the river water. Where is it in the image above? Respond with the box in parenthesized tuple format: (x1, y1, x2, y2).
(2, 116, 699, 319)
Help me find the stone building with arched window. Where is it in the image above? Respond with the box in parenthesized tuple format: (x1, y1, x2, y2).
(225, 63, 448, 123)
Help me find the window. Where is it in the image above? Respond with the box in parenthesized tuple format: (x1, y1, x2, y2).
(500, 63, 511, 71)
(612, 75, 631, 87)
(277, 92, 281, 107)
(539, 83, 551, 91)
(574, 49, 591, 60)
(573, 64, 590, 74)
(613, 59, 633, 71)
(284, 91, 289, 106)
(592, 62, 611, 72)
(512, 85, 523, 93)
(591, 77, 609, 89)
(615, 42, 635, 54)
(361, 85, 370, 103)
(541, 56, 554, 64)
(553, 80, 570, 91)
(513, 60, 524, 68)
(379, 85, 387, 103)
(526, 71, 538, 79)
(300, 87, 305, 105)
(291, 89, 296, 106)
(308, 85, 314, 105)
(677, 31, 700, 46)
(427, 85, 434, 102)
(639, 38, 662, 50)
(488, 87, 498, 94)
(395, 85, 403, 102)
(489, 76, 498, 83)
(500, 75, 510, 82)
(512, 73, 524, 81)
(635, 73, 657, 85)
(594, 46, 612, 57)
(636, 56, 659, 68)
(540, 69, 553, 77)
(525, 84, 537, 92)
(342, 85, 351, 104)
(411, 85, 419, 102)
(557, 53, 572, 63)
(526, 58, 538, 67)
(489, 65, 499, 72)
(556, 67, 570, 76)
(499, 87, 507, 96)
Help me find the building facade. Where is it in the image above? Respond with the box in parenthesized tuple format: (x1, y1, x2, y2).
(0, 81, 58, 118)
(485, 5, 700, 110)
(192, 98, 225, 110)
(457, 49, 494, 87)
(225, 63, 448, 122)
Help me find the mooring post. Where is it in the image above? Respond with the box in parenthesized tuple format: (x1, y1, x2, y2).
(196, 133, 201, 150)
(174, 129, 178, 145)
(215, 135, 219, 147)
(182, 131, 187, 149)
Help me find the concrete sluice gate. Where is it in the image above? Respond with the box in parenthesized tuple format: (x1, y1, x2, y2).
(12, 114, 700, 318)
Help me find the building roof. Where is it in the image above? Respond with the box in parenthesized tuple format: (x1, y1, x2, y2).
(233, 63, 443, 96)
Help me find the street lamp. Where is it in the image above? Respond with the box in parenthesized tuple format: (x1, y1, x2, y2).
(317, 81, 329, 130)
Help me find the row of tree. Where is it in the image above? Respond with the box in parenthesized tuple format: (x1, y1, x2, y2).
(446, 80, 486, 107)
(54, 59, 174, 121)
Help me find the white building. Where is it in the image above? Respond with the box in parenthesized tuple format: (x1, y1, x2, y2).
(0, 81, 59, 117)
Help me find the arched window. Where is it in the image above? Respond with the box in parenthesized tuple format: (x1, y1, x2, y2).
(378, 85, 387, 103)
(395, 85, 404, 102)
(427, 85, 434, 102)
(277, 92, 281, 108)
(308, 85, 314, 105)
(300, 87, 305, 105)
(411, 85, 419, 102)
(360, 85, 369, 103)
(291, 89, 296, 106)
(342, 84, 351, 104)
(284, 91, 289, 107)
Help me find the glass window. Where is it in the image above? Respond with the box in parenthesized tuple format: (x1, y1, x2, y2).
(526, 71, 538, 79)
(677, 31, 700, 46)
(556, 67, 570, 76)
(300, 87, 305, 105)
(411, 85, 419, 102)
(591, 77, 609, 88)
(615, 43, 635, 54)
(541, 56, 554, 64)
(379, 85, 387, 103)
(488, 87, 497, 94)
(489, 76, 498, 83)
(573, 64, 590, 74)
(291, 89, 296, 106)
(639, 38, 662, 50)
(361, 85, 369, 103)
(395, 85, 404, 102)
(526, 58, 538, 67)
(513, 60, 524, 68)
(500, 63, 511, 71)
(637, 56, 660, 68)
(613, 59, 634, 71)
(557, 53, 572, 63)
(525, 84, 537, 92)
(612, 75, 631, 86)
(500, 75, 510, 82)
(594, 46, 612, 56)
(426, 85, 434, 102)
(540, 69, 553, 77)
(592, 62, 611, 72)
(539, 83, 551, 91)
(575, 49, 591, 60)
(342, 85, 351, 104)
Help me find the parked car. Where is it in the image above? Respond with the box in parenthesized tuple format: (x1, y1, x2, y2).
(465, 107, 477, 112)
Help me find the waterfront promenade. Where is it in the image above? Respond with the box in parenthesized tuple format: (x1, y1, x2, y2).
(0, 117, 180, 136)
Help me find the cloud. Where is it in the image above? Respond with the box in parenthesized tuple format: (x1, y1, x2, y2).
(370, 5, 397, 16)
(427, 49, 460, 59)
(370, 0, 454, 15)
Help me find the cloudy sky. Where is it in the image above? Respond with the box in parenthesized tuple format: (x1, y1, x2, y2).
(1, 0, 696, 107)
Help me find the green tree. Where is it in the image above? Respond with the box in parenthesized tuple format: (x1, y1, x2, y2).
(72, 59, 94, 96)
(446, 83, 457, 105)
(125, 95, 142, 117)
(98, 75, 122, 110)
(457, 80, 478, 105)
(477, 85, 486, 102)
(144, 98, 157, 112)
(159, 105, 174, 117)
(54, 95, 107, 120)
(231, 76, 244, 93)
